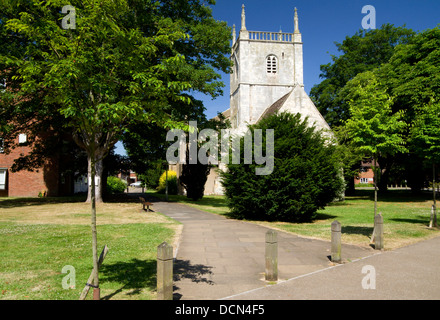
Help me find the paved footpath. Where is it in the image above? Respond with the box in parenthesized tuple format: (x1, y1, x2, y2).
(151, 200, 381, 300)
(225, 235, 440, 300)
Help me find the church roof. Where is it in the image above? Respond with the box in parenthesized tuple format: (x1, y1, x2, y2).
(256, 85, 331, 132)
(211, 108, 230, 122)
(257, 90, 293, 121)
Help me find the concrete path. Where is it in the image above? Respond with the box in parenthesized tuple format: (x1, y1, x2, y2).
(151, 200, 376, 300)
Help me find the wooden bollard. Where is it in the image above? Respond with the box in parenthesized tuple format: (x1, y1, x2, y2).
(331, 220, 342, 263)
(157, 242, 173, 300)
(374, 213, 384, 250)
(265, 230, 278, 282)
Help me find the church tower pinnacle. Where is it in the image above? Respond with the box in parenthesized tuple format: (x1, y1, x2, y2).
(293, 7, 303, 86)
(239, 4, 249, 39)
(294, 7, 300, 34)
(241, 4, 246, 31)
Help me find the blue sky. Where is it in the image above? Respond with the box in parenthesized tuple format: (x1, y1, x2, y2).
(115, 0, 440, 155)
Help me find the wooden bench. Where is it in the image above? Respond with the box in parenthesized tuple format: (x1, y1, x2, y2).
(139, 197, 153, 212)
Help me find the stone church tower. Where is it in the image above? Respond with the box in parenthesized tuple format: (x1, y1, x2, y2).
(203, 5, 332, 195)
(224, 5, 330, 133)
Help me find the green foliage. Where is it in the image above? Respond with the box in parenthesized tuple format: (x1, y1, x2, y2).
(157, 170, 177, 195)
(410, 100, 440, 163)
(344, 71, 407, 158)
(178, 112, 230, 201)
(106, 176, 127, 194)
(310, 24, 414, 127)
(221, 113, 344, 223)
(137, 161, 163, 189)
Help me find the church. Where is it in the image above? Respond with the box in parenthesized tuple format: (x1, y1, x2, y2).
(184, 5, 331, 195)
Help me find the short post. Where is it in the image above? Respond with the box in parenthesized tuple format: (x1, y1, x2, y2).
(157, 242, 173, 300)
(331, 220, 342, 263)
(429, 205, 437, 228)
(374, 213, 384, 250)
(265, 230, 278, 282)
(165, 168, 169, 202)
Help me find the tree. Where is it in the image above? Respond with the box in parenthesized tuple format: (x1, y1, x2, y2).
(221, 112, 344, 222)
(179, 112, 229, 201)
(331, 125, 364, 196)
(308, 25, 414, 194)
(410, 99, 440, 227)
(0, 0, 231, 299)
(310, 24, 414, 127)
(344, 71, 407, 220)
(378, 26, 440, 196)
(123, 97, 209, 193)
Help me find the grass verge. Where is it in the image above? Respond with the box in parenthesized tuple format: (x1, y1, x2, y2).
(0, 195, 180, 300)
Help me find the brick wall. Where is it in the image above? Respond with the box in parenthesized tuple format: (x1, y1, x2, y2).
(354, 162, 375, 185)
(0, 136, 59, 197)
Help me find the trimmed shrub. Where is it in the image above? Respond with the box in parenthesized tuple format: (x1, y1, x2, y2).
(179, 163, 211, 201)
(220, 112, 344, 222)
(157, 170, 178, 195)
(107, 176, 127, 194)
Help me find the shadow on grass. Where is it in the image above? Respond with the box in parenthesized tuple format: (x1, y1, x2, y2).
(314, 212, 338, 221)
(99, 257, 214, 300)
(349, 189, 434, 203)
(100, 258, 156, 300)
(341, 225, 373, 237)
(0, 195, 87, 209)
(389, 217, 430, 225)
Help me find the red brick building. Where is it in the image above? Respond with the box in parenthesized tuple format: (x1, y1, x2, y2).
(354, 160, 376, 185)
(0, 134, 63, 197)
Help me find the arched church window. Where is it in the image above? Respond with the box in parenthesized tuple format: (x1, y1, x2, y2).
(266, 55, 277, 74)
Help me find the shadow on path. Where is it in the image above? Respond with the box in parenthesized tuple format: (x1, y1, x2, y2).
(173, 259, 215, 300)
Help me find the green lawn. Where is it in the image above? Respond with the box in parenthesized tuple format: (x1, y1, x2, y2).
(149, 189, 440, 250)
(0, 196, 180, 300)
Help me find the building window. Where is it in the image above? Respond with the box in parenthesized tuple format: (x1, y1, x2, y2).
(266, 55, 277, 74)
(0, 169, 6, 190)
(360, 178, 369, 183)
(18, 133, 27, 145)
(0, 138, 4, 153)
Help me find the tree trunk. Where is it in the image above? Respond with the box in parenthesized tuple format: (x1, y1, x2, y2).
(433, 162, 436, 209)
(377, 155, 396, 194)
(432, 162, 438, 228)
(86, 152, 105, 203)
(371, 156, 378, 243)
(90, 146, 100, 300)
(373, 157, 378, 217)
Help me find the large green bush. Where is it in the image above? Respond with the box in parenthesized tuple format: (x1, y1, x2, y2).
(220, 112, 344, 222)
(107, 176, 127, 194)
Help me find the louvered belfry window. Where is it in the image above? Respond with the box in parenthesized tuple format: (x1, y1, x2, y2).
(266, 55, 277, 74)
